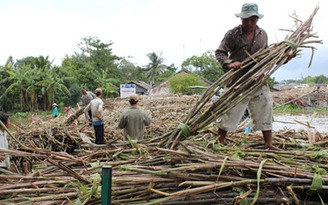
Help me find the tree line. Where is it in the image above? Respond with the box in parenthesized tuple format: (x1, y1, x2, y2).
(1, 36, 326, 112)
(0, 36, 224, 112)
(281, 75, 328, 85)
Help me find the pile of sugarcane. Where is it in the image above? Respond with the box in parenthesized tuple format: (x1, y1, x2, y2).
(1, 131, 327, 204)
(165, 6, 322, 149)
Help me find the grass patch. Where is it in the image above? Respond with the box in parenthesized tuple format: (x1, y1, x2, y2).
(8, 110, 53, 125)
(274, 104, 328, 115)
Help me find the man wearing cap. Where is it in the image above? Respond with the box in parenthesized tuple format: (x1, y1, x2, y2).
(118, 94, 151, 141)
(84, 88, 105, 144)
(215, 3, 280, 150)
(81, 87, 96, 124)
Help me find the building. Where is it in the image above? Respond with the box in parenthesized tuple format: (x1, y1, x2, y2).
(124, 81, 152, 95)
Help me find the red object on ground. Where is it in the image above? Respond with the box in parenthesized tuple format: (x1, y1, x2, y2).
(288, 98, 309, 107)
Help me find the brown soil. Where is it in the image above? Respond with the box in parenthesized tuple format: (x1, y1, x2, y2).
(272, 85, 328, 107)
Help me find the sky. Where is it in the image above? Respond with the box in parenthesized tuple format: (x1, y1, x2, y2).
(0, 0, 327, 81)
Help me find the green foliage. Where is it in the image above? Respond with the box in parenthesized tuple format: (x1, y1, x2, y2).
(285, 75, 328, 85)
(143, 52, 168, 86)
(266, 77, 275, 90)
(182, 51, 224, 82)
(12, 112, 31, 118)
(304, 75, 328, 84)
(2, 35, 327, 114)
(118, 58, 147, 82)
(157, 64, 177, 84)
(274, 103, 304, 114)
(64, 83, 81, 106)
(0, 56, 71, 111)
(62, 36, 121, 91)
(168, 73, 206, 95)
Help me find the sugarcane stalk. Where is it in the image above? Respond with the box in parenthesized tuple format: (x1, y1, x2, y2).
(64, 106, 85, 125)
(0, 120, 29, 149)
(0, 187, 76, 195)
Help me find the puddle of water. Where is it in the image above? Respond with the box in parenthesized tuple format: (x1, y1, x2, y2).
(272, 114, 328, 132)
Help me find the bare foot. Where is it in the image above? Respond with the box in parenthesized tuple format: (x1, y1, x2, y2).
(266, 145, 282, 151)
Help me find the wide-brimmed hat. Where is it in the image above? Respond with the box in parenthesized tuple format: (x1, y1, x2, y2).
(52, 103, 57, 106)
(129, 94, 139, 102)
(235, 3, 263, 19)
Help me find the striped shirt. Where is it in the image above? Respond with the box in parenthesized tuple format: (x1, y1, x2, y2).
(215, 25, 267, 86)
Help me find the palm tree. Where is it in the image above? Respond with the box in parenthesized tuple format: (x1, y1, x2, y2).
(144, 52, 167, 87)
(2, 65, 37, 110)
(37, 67, 71, 110)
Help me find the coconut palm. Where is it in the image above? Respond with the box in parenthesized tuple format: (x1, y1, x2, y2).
(144, 52, 167, 87)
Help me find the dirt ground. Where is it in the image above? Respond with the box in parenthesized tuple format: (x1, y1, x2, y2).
(272, 84, 328, 107)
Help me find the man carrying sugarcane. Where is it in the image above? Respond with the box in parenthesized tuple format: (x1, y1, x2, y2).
(215, 2, 280, 150)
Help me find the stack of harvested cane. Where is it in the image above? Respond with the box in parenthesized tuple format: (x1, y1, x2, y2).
(165, 6, 322, 149)
(1, 137, 327, 204)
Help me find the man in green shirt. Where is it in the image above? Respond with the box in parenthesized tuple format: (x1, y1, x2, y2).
(118, 94, 151, 141)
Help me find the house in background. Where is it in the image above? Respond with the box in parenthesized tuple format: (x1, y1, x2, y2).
(124, 81, 152, 95)
(149, 69, 212, 95)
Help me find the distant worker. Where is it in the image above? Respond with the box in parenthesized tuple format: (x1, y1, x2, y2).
(81, 87, 96, 124)
(64, 106, 75, 117)
(84, 88, 105, 144)
(118, 94, 151, 141)
(52, 103, 58, 118)
(0, 114, 11, 170)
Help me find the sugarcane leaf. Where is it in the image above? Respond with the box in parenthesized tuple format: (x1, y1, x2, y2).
(74, 198, 82, 205)
(239, 197, 251, 205)
(310, 173, 322, 191)
(178, 123, 191, 139)
(282, 40, 298, 52)
(318, 193, 324, 205)
(308, 150, 328, 163)
(216, 156, 228, 181)
(251, 159, 271, 205)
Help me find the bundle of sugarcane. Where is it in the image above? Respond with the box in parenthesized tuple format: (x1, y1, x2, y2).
(1, 138, 327, 205)
(114, 146, 328, 204)
(164, 6, 322, 149)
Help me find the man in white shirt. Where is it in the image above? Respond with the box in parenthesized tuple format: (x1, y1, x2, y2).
(84, 88, 105, 144)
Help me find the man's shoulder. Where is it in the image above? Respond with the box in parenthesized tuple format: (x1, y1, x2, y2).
(226, 25, 242, 34)
(92, 97, 102, 102)
(87, 91, 96, 96)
